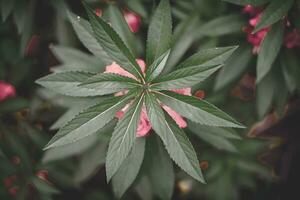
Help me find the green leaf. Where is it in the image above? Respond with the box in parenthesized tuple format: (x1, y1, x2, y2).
(83, 2, 144, 80)
(51, 98, 102, 130)
(214, 45, 252, 91)
(146, 0, 172, 66)
(1, 0, 15, 21)
(50, 45, 106, 73)
(253, 0, 294, 33)
(177, 46, 238, 69)
(74, 140, 108, 184)
(222, 0, 269, 6)
(281, 50, 300, 93)
(36, 71, 128, 97)
(43, 134, 98, 163)
(68, 12, 112, 64)
(194, 15, 245, 37)
(150, 64, 222, 91)
(188, 121, 239, 153)
(112, 138, 145, 198)
(44, 95, 133, 149)
(145, 49, 170, 81)
(256, 70, 275, 118)
(107, 5, 138, 55)
(156, 91, 244, 128)
(106, 93, 144, 181)
(79, 72, 142, 90)
(145, 134, 174, 200)
(32, 177, 60, 194)
(256, 22, 284, 83)
(145, 92, 205, 183)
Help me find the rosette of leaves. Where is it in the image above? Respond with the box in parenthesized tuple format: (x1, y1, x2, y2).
(36, 0, 244, 198)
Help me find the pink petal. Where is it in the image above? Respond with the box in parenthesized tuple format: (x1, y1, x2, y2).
(136, 109, 152, 137)
(162, 105, 187, 128)
(0, 81, 16, 101)
(124, 11, 141, 33)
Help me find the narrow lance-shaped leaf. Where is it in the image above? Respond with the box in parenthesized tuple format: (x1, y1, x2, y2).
(68, 11, 112, 64)
(145, 49, 170, 82)
(79, 72, 142, 90)
(177, 46, 238, 69)
(107, 5, 138, 56)
(145, 92, 205, 183)
(150, 64, 222, 91)
(44, 94, 133, 149)
(145, 134, 174, 200)
(36, 71, 133, 97)
(146, 0, 172, 66)
(222, 0, 270, 6)
(253, 0, 294, 33)
(156, 91, 244, 128)
(106, 93, 145, 181)
(256, 22, 284, 83)
(83, 2, 144, 80)
(50, 45, 106, 73)
(112, 138, 145, 198)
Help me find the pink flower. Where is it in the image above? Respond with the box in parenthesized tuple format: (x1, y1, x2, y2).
(284, 29, 300, 49)
(0, 81, 16, 101)
(95, 8, 102, 17)
(242, 6, 271, 54)
(105, 59, 190, 137)
(124, 11, 141, 33)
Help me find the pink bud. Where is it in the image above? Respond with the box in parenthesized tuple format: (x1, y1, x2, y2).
(0, 81, 16, 101)
(284, 29, 300, 49)
(95, 8, 102, 17)
(124, 11, 141, 33)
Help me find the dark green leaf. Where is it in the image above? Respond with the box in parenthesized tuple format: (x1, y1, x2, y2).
(145, 134, 174, 200)
(150, 64, 222, 91)
(107, 5, 138, 55)
(156, 91, 244, 128)
(145, 49, 170, 81)
(253, 0, 294, 32)
(79, 72, 142, 90)
(106, 93, 144, 181)
(188, 121, 239, 153)
(50, 45, 106, 73)
(1, 0, 15, 21)
(36, 71, 128, 97)
(45, 95, 133, 149)
(68, 12, 112, 64)
(222, 0, 270, 6)
(214, 45, 252, 91)
(112, 138, 145, 198)
(83, 2, 144, 80)
(74, 140, 108, 184)
(194, 15, 245, 37)
(146, 0, 172, 66)
(145, 92, 205, 183)
(256, 22, 284, 83)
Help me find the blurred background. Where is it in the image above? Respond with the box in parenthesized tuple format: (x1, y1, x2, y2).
(1, 0, 300, 199)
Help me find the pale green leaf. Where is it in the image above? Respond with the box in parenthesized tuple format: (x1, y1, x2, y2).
(146, 0, 172, 66)
(112, 138, 145, 198)
(145, 92, 204, 183)
(106, 93, 144, 181)
(156, 91, 244, 128)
